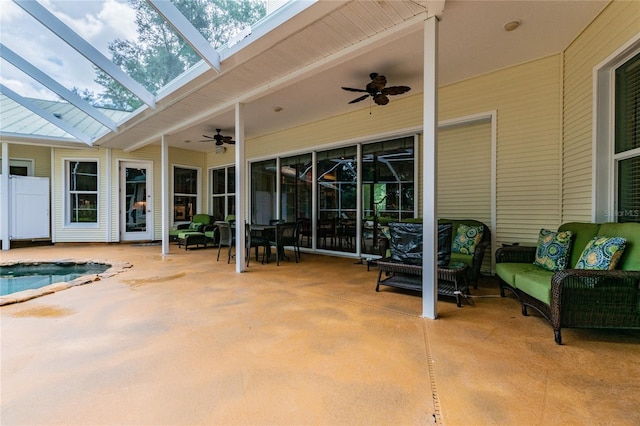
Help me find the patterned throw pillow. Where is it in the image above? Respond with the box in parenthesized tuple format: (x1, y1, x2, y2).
(575, 236, 626, 270)
(190, 222, 203, 230)
(533, 229, 573, 271)
(452, 224, 484, 255)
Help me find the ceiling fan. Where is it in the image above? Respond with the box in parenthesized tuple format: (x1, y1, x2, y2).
(199, 129, 235, 145)
(342, 72, 411, 106)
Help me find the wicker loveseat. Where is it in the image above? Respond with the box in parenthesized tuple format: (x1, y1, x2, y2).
(496, 222, 640, 344)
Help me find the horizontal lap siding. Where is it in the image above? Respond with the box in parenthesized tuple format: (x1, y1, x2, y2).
(562, 0, 640, 223)
(53, 148, 109, 243)
(5, 144, 51, 178)
(245, 94, 423, 159)
(440, 55, 563, 247)
(437, 122, 491, 225)
(438, 122, 493, 273)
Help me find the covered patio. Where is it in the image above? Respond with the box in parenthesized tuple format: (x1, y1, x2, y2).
(2, 243, 639, 424)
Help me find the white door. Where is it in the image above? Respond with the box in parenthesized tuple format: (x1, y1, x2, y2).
(120, 161, 153, 241)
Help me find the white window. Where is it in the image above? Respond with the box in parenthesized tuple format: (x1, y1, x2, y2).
(0, 159, 33, 176)
(613, 52, 640, 223)
(66, 160, 98, 224)
(210, 166, 235, 220)
(173, 166, 199, 222)
(595, 37, 640, 223)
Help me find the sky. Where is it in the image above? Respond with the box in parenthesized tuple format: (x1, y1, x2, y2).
(0, 0, 138, 100)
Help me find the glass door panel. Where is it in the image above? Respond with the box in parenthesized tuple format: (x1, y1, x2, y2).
(317, 147, 357, 253)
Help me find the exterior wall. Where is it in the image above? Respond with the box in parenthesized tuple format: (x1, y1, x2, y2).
(439, 55, 563, 247)
(562, 0, 640, 222)
(52, 145, 208, 243)
(2, 144, 51, 178)
(52, 147, 108, 243)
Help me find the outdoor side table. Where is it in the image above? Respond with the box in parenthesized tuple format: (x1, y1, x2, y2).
(437, 262, 471, 307)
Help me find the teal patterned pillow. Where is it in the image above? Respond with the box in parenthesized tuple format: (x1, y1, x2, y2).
(190, 222, 203, 230)
(533, 229, 573, 271)
(452, 224, 484, 255)
(575, 236, 626, 270)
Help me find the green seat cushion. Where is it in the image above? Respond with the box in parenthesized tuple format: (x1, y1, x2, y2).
(513, 268, 555, 305)
(449, 252, 472, 267)
(575, 236, 626, 270)
(177, 231, 204, 239)
(496, 263, 541, 287)
(597, 223, 640, 270)
(191, 214, 212, 225)
(533, 228, 573, 271)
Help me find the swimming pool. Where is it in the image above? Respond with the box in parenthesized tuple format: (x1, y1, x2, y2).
(0, 262, 110, 296)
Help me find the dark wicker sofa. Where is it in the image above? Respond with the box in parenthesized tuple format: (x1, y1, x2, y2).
(496, 222, 640, 344)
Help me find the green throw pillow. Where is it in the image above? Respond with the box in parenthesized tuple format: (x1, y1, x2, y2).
(575, 236, 626, 270)
(452, 224, 483, 255)
(533, 228, 573, 271)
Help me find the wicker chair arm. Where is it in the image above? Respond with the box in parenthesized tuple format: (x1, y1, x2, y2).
(550, 269, 640, 333)
(495, 245, 536, 263)
(176, 223, 190, 230)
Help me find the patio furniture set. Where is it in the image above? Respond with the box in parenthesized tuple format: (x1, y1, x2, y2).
(375, 218, 640, 344)
(376, 219, 490, 307)
(169, 214, 302, 266)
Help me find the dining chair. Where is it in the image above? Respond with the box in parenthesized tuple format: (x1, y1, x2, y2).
(268, 222, 299, 266)
(215, 221, 235, 263)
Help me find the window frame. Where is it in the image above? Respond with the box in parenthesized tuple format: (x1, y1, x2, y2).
(594, 35, 640, 223)
(210, 165, 235, 220)
(65, 159, 99, 227)
(173, 165, 201, 224)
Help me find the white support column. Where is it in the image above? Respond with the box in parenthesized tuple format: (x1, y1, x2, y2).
(105, 148, 112, 242)
(1, 142, 9, 250)
(235, 102, 246, 272)
(161, 135, 170, 255)
(422, 15, 439, 319)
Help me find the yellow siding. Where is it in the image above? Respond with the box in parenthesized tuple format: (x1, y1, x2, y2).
(246, 94, 423, 158)
(562, 0, 640, 222)
(52, 148, 108, 243)
(440, 55, 563, 246)
(438, 122, 492, 224)
(3, 144, 51, 177)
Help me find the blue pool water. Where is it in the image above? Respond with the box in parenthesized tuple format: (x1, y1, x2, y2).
(0, 262, 110, 296)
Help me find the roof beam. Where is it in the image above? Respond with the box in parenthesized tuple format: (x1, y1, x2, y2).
(13, 0, 156, 109)
(426, 0, 445, 19)
(0, 84, 93, 145)
(1, 44, 119, 132)
(146, 0, 221, 72)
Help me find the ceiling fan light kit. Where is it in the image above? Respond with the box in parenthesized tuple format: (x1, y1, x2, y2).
(342, 72, 411, 106)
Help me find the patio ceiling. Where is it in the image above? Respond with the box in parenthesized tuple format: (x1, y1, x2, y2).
(1, 1, 609, 153)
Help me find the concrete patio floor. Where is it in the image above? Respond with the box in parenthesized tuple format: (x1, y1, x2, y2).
(1, 243, 639, 425)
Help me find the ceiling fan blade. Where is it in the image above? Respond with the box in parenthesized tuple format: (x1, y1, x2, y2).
(342, 87, 367, 93)
(370, 74, 387, 91)
(223, 136, 235, 144)
(349, 94, 370, 104)
(373, 94, 389, 105)
(198, 135, 215, 142)
(382, 85, 411, 96)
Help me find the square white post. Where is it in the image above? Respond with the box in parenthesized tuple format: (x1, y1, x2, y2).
(422, 15, 439, 319)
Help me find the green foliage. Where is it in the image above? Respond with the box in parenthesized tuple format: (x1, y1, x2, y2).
(90, 0, 266, 111)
